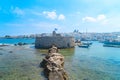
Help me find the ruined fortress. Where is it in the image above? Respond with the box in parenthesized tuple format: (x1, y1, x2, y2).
(35, 31, 75, 49)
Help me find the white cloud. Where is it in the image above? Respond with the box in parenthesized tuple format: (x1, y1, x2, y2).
(43, 11, 65, 20)
(82, 16, 96, 22)
(12, 7, 24, 16)
(97, 14, 106, 21)
(82, 14, 107, 24)
(43, 11, 57, 20)
(58, 14, 65, 20)
(102, 19, 109, 25)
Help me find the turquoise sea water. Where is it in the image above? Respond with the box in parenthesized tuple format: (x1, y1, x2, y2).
(0, 39, 120, 80)
(65, 42, 120, 80)
(0, 38, 35, 44)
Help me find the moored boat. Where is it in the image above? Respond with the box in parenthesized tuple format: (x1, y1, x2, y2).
(82, 42, 92, 45)
(103, 36, 120, 47)
(78, 43, 90, 48)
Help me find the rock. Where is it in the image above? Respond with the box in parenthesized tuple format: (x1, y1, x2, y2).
(0, 44, 9, 47)
(0, 48, 3, 50)
(14, 44, 17, 46)
(40, 45, 68, 80)
(18, 42, 23, 46)
(83, 78, 89, 80)
(9, 51, 13, 53)
(23, 43, 28, 45)
(48, 45, 59, 53)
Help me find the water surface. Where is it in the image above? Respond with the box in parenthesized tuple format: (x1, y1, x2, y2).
(0, 41, 120, 80)
(0, 38, 35, 44)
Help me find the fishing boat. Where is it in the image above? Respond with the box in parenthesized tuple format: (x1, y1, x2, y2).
(80, 29, 92, 47)
(103, 44, 120, 48)
(78, 44, 90, 48)
(103, 36, 120, 47)
(82, 42, 92, 45)
(78, 44, 89, 48)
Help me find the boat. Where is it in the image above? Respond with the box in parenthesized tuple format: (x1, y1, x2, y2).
(79, 29, 93, 47)
(103, 36, 120, 47)
(78, 43, 90, 48)
(77, 40, 92, 48)
(82, 42, 92, 45)
(103, 44, 120, 48)
(78, 44, 89, 48)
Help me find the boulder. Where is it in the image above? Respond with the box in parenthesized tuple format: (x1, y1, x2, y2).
(40, 46, 68, 80)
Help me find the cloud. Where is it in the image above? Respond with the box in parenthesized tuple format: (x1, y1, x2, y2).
(43, 11, 65, 20)
(82, 14, 107, 24)
(12, 7, 24, 16)
(97, 14, 106, 21)
(82, 16, 96, 22)
(43, 11, 57, 20)
(58, 14, 65, 20)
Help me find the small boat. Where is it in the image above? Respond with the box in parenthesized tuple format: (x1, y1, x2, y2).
(104, 40, 120, 45)
(78, 44, 89, 48)
(82, 42, 92, 45)
(103, 36, 120, 48)
(103, 44, 120, 48)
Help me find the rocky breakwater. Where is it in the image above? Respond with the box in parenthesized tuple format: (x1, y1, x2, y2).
(40, 46, 68, 80)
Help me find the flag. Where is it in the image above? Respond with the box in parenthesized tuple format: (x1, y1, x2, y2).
(54, 28, 58, 31)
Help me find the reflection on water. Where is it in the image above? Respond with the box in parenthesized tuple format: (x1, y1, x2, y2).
(0, 42, 120, 80)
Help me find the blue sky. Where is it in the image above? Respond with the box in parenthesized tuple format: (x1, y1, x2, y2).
(0, 0, 120, 36)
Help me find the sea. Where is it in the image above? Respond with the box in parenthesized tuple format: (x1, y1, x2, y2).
(0, 38, 120, 80)
(0, 38, 35, 44)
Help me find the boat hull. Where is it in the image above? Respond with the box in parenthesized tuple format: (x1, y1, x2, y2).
(104, 41, 120, 45)
(78, 45, 89, 48)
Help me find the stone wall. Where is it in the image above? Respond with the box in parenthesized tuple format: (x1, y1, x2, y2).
(35, 36, 75, 49)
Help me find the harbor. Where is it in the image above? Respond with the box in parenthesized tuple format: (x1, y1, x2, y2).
(1, 0, 120, 80)
(0, 41, 120, 80)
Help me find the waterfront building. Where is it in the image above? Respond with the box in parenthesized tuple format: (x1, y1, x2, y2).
(35, 31, 75, 49)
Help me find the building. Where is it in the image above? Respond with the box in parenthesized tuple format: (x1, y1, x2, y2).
(35, 31, 75, 49)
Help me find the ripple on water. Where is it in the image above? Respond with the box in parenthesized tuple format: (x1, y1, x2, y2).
(0, 46, 44, 80)
(0, 43, 120, 80)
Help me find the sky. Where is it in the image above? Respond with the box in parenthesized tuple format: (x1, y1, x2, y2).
(0, 0, 120, 36)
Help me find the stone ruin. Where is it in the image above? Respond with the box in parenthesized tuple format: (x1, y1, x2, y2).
(40, 45, 68, 80)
